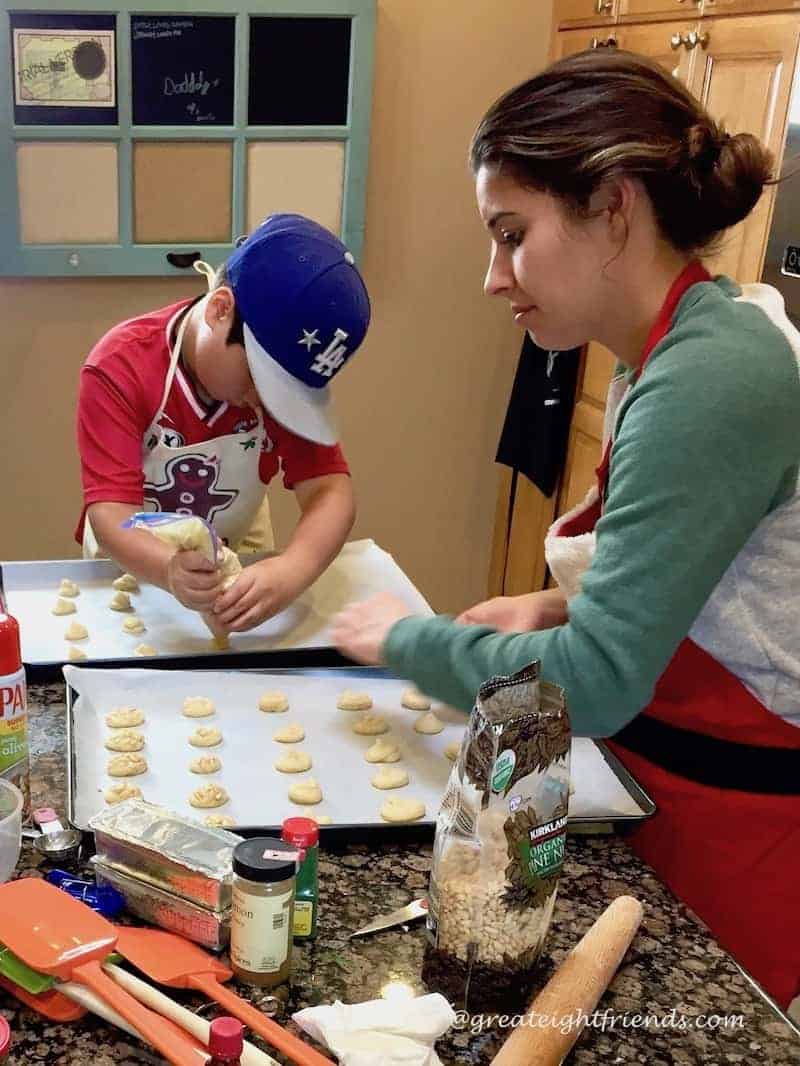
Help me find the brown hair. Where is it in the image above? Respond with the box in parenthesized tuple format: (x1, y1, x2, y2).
(470, 49, 773, 254)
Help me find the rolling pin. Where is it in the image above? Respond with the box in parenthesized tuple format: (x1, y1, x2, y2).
(490, 895, 643, 1066)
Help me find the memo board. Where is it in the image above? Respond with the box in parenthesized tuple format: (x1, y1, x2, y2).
(0, 0, 375, 276)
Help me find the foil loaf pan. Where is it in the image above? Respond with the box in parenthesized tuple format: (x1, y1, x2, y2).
(89, 798, 242, 911)
(91, 857, 231, 951)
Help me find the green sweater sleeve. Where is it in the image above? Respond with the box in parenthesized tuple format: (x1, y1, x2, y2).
(385, 291, 799, 735)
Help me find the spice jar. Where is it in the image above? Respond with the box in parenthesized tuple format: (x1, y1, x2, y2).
(231, 838, 296, 987)
(281, 817, 319, 939)
(0, 1016, 9, 1059)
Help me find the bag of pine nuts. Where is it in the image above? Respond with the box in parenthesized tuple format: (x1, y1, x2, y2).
(421, 662, 570, 1012)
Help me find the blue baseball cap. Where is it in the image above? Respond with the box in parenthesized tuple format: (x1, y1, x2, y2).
(226, 213, 371, 445)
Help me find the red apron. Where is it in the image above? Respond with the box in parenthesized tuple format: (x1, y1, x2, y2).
(561, 261, 800, 1008)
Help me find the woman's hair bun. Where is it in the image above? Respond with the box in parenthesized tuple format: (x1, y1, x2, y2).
(691, 125, 773, 234)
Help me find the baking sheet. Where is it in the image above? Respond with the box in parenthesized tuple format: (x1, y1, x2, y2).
(66, 665, 654, 832)
(3, 539, 432, 670)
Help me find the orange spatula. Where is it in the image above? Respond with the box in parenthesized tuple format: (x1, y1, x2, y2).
(0, 879, 202, 1066)
(114, 926, 333, 1066)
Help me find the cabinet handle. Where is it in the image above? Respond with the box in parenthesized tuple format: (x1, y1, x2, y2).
(670, 32, 688, 50)
(595, 0, 614, 12)
(686, 29, 710, 49)
(592, 35, 617, 49)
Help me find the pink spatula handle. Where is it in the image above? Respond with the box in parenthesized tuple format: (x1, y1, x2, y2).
(190, 974, 333, 1066)
(75, 959, 206, 1066)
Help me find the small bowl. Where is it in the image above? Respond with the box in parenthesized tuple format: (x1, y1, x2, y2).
(0, 780, 23, 883)
(33, 828, 83, 863)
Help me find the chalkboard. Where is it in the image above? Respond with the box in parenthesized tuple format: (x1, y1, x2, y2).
(131, 14, 235, 126)
(248, 17, 351, 126)
(10, 11, 118, 125)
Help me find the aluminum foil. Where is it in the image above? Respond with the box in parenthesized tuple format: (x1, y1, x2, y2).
(89, 798, 242, 911)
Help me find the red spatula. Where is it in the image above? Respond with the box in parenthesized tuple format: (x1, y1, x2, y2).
(0, 879, 202, 1066)
(114, 926, 333, 1066)
(0, 973, 86, 1021)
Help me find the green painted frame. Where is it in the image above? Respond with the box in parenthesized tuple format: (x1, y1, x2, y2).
(0, 0, 375, 276)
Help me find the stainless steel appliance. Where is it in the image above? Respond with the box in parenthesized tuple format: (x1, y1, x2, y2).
(761, 64, 800, 327)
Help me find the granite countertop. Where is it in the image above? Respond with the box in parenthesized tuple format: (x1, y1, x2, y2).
(1, 682, 797, 1065)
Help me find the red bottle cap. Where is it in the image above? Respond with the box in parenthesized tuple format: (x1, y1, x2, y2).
(0, 1015, 11, 1056)
(0, 611, 21, 676)
(209, 1016, 243, 1059)
(281, 816, 319, 848)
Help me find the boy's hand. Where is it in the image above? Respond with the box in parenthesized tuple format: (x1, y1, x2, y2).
(166, 550, 223, 611)
(212, 556, 301, 632)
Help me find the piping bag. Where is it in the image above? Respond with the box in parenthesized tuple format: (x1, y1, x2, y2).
(123, 513, 241, 647)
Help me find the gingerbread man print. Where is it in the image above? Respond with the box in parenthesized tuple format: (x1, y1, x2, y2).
(144, 455, 238, 523)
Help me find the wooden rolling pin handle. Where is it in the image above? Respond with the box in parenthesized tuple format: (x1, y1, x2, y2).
(490, 895, 643, 1066)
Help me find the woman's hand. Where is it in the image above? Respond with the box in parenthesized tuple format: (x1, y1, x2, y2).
(456, 588, 568, 633)
(166, 550, 223, 611)
(332, 594, 415, 665)
(212, 556, 302, 632)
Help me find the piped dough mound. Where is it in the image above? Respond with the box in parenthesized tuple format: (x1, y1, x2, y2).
(336, 690, 372, 712)
(189, 784, 229, 809)
(104, 729, 144, 753)
(190, 755, 222, 774)
(134, 643, 157, 656)
(113, 573, 139, 593)
(109, 591, 132, 612)
(106, 707, 145, 729)
(371, 766, 409, 790)
(288, 779, 323, 805)
(364, 737, 401, 763)
(380, 797, 426, 823)
(58, 579, 80, 598)
(52, 598, 76, 616)
(64, 620, 88, 642)
(123, 616, 146, 635)
(273, 723, 305, 744)
(104, 782, 142, 805)
(401, 687, 431, 711)
(188, 727, 222, 748)
(414, 712, 444, 735)
(258, 691, 289, 713)
(107, 753, 148, 778)
(182, 696, 215, 718)
(352, 713, 388, 736)
(204, 814, 235, 828)
(274, 750, 312, 774)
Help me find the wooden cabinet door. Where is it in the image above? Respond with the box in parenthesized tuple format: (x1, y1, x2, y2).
(703, 0, 800, 16)
(616, 19, 700, 81)
(553, 27, 622, 57)
(553, 0, 618, 28)
(620, 0, 702, 24)
(689, 13, 800, 282)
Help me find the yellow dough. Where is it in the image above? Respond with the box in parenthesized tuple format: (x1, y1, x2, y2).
(189, 727, 222, 748)
(67, 646, 87, 661)
(336, 690, 372, 712)
(134, 643, 157, 656)
(109, 591, 132, 612)
(401, 687, 431, 711)
(258, 691, 289, 713)
(218, 546, 243, 591)
(182, 696, 215, 718)
(301, 808, 333, 825)
(274, 750, 312, 773)
(190, 755, 222, 774)
(352, 713, 388, 736)
(113, 573, 139, 593)
(273, 723, 305, 743)
(58, 578, 80, 598)
(204, 814, 235, 828)
(106, 707, 145, 729)
(288, 778, 322, 805)
(210, 633, 230, 651)
(444, 741, 460, 762)
(371, 766, 410, 790)
(380, 797, 426, 823)
(104, 729, 144, 753)
(365, 737, 401, 763)
(52, 598, 76, 616)
(146, 515, 216, 560)
(107, 753, 148, 778)
(123, 616, 146, 635)
(414, 712, 444, 736)
(64, 620, 88, 642)
(189, 784, 229, 809)
(104, 782, 142, 805)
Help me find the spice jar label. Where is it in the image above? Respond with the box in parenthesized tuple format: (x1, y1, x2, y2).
(491, 749, 516, 793)
(231, 885, 292, 973)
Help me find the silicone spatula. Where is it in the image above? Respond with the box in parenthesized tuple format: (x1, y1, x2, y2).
(0, 972, 85, 1021)
(114, 926, 333, 1065)
(0, 878, 201, 1066)
(0, 943, 54, 995)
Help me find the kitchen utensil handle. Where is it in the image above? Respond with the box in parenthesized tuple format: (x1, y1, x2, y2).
(104, 964, 279, 1066)
(75, 959, 205, 1066)
(490, 895, 643, 1066)
(61, 981, 208, 1060)
(191, 974, 334, 1066)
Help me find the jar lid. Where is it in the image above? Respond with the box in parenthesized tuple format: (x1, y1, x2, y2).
(281, 816, 319, 848)
(0, 1015, 10, 1056)
(233, 837, 297, 882)
(209, 1016, 243, 1058)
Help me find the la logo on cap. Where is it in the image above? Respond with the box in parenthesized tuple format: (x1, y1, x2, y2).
(299, 327, 350, 378)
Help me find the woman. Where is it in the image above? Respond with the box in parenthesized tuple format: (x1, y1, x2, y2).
(333, 51, 800, 1008)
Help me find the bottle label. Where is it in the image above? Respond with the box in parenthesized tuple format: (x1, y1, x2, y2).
(230, 884, 292, 973)
(0, 668, 28, 784)
(292, 900, 313, 937)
